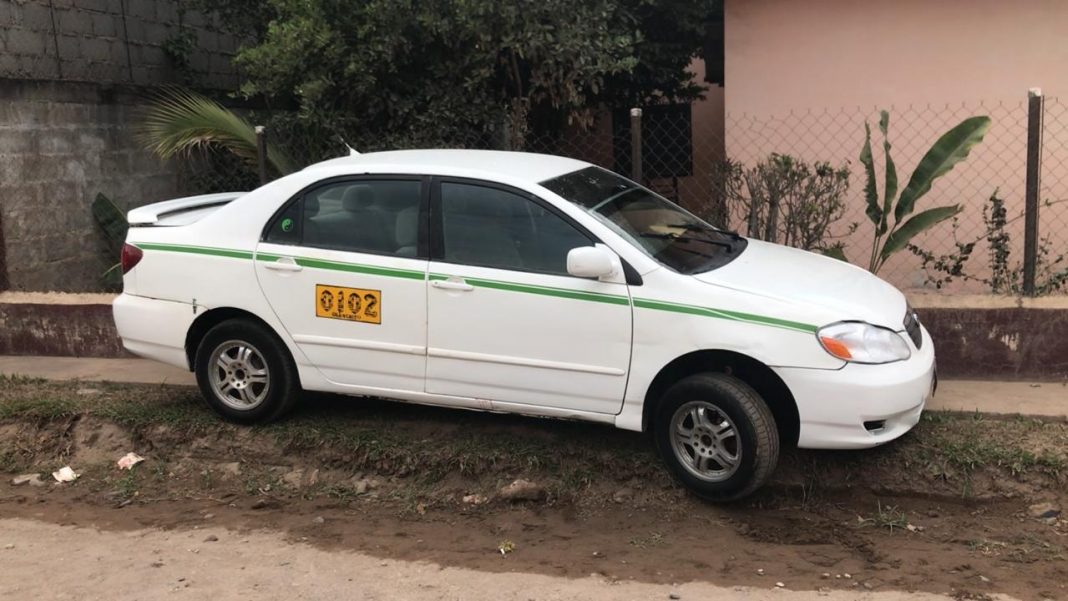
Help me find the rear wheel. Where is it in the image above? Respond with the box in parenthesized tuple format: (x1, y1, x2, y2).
(654, 372, 779, 502)
(194, 319, 299, 423)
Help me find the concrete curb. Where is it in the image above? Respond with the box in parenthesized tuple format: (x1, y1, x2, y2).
(0, 299, 125, 358)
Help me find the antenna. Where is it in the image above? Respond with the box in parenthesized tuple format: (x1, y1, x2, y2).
(336, 133, 359, 156)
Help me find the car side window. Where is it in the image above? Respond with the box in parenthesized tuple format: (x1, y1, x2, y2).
(265, 198, 303, 244)
(440, 182, 592, 275)
(266, 180, 422, 257)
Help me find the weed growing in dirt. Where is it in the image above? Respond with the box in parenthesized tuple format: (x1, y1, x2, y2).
(323, 484, 360, 502)
(0, 449, 26, 473)
(199, 469, 216, 491)
(0, 374, 46, 386)
(113, 471, 140, 500)
(938, 438, 1063, 476)
(859, 502, 910, 533)
(909, 413, 1067, 482)
(0, 395, 79, 420)
(629, 531, 666, 549)
(1003, 533, 1067, 564)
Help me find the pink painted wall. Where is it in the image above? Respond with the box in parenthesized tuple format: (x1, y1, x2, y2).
(724, 0, 1068, 291)
(725, 0, 1068, 114)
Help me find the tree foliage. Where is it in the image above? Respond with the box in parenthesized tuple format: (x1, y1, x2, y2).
(195, 0, 718, 151)
(139, 88, 297, 174)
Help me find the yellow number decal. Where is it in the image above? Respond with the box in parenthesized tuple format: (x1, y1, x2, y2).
(315, 284, 381, 324)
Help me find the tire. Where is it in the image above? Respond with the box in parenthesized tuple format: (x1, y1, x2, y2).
(653, 372, 779, 502)
(194, 318, 300, 423)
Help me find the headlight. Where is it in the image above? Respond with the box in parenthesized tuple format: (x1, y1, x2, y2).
(817, 321, 911, 364)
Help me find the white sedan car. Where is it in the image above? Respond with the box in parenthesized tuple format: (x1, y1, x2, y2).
(113, 149, 935, 500)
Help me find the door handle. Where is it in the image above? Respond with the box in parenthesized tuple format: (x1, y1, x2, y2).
(431, 279, 474, 292)
(263, 258, 303, 272)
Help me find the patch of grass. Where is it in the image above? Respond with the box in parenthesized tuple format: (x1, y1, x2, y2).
(859, 502, 909, 533)
(113, 471, 141, 500)
(322, 484, 360, 502)
(919, 411, 953, 426)
(937, 439, 1063, 476)
(0, 380, 210, 426)
(199, 469, 217, 491)
(906, 412, 1067, 481)
(95, 398, 216, 430)
(0, 374, 46, 386)
(629, 531, 665, 549)
(0, 449, 26, 473)
(967, 535, 1066, 564)
(241, 470, 282, 496)
(0, 395, 80, 420)
(148, 462, 169, 485)
(1004, 534, 1066, 564)
(968, 538, 1009, 557)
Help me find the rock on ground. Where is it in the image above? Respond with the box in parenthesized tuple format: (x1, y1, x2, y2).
(498, 479, 547, 502)
(10, 474, 45, 487)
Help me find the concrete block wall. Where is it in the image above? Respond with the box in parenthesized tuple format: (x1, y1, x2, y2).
(0, 0, 243, 291)
(0, 0, 240, 89)
(0, 80, 183, 291)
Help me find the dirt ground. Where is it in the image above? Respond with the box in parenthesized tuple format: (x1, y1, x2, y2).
(0, 518, 1021, 601)
(1, 379, 1066, 600)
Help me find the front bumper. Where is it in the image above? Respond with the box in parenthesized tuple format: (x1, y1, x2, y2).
(774, 324, 936, 449)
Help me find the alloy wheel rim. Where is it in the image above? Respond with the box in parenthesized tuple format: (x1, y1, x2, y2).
(669, 401, 742, 482)
(208, 340, 270, 410)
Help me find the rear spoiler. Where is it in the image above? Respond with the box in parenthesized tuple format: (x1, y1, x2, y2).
(127, 192, 246, 226)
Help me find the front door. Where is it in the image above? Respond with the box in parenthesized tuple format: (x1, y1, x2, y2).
(425, 179, 632, 414)
(255, 176, 429, 392)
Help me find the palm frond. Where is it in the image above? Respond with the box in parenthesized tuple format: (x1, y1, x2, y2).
(138, 88, 297, 176)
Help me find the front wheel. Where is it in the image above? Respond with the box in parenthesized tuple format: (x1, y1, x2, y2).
(194, 319, 300, 423)
(654, 372, 779, 502)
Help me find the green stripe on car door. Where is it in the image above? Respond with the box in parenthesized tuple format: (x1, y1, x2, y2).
(430, 273, 631, 306)
(633, 298, 817, 334)
(135, 242, 254, 260)
(291, 256, 426, 280)
(138, 244, 813, 333)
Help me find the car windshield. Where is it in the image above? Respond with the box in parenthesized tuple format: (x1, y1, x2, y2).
(540, 166, 746, 274)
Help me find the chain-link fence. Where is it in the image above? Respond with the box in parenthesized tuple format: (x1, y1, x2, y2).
(178, 92, 1068, 295)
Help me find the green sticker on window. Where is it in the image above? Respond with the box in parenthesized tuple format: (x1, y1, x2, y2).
(281, 218, 294, 232)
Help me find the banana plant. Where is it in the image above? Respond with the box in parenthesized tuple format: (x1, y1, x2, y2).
(91, 192, 129, 287)
(138, 87, 297, 176)
(857, 111, 991, 274)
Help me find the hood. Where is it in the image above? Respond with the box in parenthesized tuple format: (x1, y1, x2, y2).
(693, 239, 907, 330)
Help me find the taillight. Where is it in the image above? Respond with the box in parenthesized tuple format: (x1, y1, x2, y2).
(120, 243, 143, 274)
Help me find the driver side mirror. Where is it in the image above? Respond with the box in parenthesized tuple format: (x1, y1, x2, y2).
(567, 246, 617, 279)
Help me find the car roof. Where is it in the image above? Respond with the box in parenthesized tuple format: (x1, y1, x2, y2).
(304, 149, 592, 184)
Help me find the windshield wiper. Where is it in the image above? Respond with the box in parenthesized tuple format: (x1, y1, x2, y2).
(663, 222, 744, 241)
(639, 232, 734, 252)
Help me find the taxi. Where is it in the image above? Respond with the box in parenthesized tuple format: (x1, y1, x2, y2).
(113, 150, 935, 500)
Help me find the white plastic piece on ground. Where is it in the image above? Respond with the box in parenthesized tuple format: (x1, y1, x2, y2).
(52, 466, 79, 483)
(116, 453, 145, 470)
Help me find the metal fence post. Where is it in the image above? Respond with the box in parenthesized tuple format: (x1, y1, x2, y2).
(1023, 88, 1044, 296)
(0, 211, 8, 291)
(630, 107, 643, 183)
(255, 126, 269, 186)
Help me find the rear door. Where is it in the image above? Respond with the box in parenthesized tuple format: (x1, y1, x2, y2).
(255, 176, 429, 392)
(425, 178, 633, 414)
